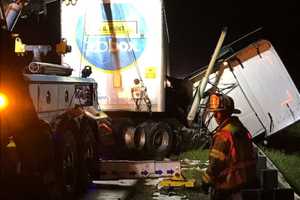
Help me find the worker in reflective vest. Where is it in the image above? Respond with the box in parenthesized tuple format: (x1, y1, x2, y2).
(201, 93, 257, 200)
(131, 78, 151, 112)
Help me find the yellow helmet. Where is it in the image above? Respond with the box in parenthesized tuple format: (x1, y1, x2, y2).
(208, 93, 241, 114)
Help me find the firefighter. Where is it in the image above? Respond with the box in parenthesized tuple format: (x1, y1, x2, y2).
(201, 93, 257, 200)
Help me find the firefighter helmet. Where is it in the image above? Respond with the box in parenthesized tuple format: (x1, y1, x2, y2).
(208, 93, 241, 114)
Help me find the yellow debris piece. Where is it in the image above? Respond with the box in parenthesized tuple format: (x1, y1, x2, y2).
(158, 172, 196, 189)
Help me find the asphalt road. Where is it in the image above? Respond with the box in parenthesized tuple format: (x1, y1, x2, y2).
(81, 180, 137, 200)
(81, 179, 210, 200)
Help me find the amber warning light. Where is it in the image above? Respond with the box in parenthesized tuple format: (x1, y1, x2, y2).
(0, 92, 8, 111)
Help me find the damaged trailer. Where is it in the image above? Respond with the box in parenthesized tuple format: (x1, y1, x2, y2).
(188, 39, 300, 139)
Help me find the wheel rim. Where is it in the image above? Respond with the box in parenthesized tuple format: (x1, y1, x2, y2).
(151, 129, 170, 152)
(124, 126, 136, 149)
(134, 126, 146, 150)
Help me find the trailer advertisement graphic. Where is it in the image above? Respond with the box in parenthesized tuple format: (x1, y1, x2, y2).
(75, 3, 147, 72)
(62, 0, 164, 111)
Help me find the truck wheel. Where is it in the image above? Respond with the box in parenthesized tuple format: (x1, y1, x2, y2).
(162, 118, 183, 155)
(112, 118, 135, 159)
(55, 123, 79, 199)
(134, 122, 147, 151)
(97, 118, 115, 159)
(145, 122, 173, 160)
(77, 121, 97, 192)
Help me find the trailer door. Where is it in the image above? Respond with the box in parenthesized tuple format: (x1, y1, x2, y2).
(217, 68, 267, 137)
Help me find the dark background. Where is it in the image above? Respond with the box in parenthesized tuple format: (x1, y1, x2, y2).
(164, 0, 300, 87)
(14, 1, 300, 87)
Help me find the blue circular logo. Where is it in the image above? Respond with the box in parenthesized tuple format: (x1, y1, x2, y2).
(76, 3, 147, 71)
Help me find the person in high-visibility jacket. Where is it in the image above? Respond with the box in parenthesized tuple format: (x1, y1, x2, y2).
(131, 78, 151, 112)
(201, 93, 257, 200)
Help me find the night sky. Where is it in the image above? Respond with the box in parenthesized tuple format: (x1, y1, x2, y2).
(164, 0, 300, 87)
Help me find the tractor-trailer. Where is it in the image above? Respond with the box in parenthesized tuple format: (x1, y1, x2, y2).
(61, 0, 168, 112)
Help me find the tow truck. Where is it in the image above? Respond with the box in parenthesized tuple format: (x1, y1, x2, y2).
(1, 0, 109, 199)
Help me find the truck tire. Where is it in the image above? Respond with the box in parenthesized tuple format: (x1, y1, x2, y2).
(112, 118, 135, 159)
(37, 120, 59, 200)
(96, 118, 115, 159)
(144, 122, 173, 160)
(54, 121, 79, 200)
(134, 122, 147, 151)
(77, 119, 97, 192)
(162, 118, 183, 155)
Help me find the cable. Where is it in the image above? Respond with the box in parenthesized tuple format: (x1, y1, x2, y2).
(115, 3, 152, 112)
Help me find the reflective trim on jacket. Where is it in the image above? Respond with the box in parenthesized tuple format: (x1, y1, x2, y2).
(202, 116, 257, 190)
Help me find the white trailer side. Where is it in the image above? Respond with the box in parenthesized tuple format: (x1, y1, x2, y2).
(61, 0, 166, 112)
(191, 40, 300, 137)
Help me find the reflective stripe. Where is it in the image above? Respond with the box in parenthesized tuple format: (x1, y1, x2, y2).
(219, 128, 237, 160)
(202, 172, 211, 183)
(212, 117, 256, 189)
(210, 149, 226, 161)
(214, 130, 231, 142)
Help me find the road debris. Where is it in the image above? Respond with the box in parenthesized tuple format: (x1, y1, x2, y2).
(152, 191, 188, 200)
